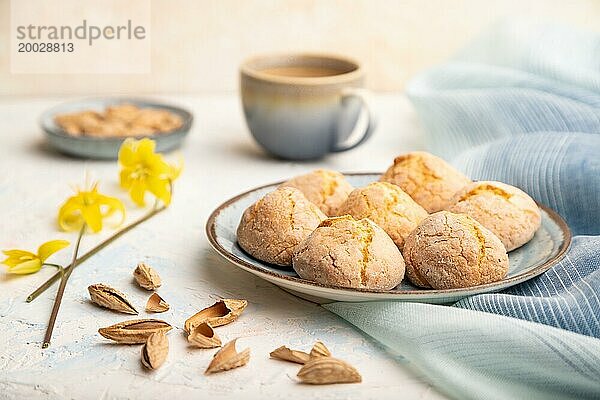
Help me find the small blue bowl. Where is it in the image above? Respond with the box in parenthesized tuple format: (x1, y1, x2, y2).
(40, 97, 193, 159)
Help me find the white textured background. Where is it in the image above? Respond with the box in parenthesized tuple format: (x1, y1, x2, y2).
(1, 0, 600, 95)
(1, 2, 599, 398)
(0, 94, 447, 400)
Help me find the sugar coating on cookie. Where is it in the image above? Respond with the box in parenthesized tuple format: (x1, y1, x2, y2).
(237, 187, 326, 266)
(337, 182, 428, 250)
(280, 169, 354, 216)
(380, 151, 471, 213)
(292, 215, 405, 290)
(403, 211, 509, 289)
(446, 181, 541, 251)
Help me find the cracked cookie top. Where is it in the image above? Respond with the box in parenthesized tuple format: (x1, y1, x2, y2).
(446, 181, 541, 251)
(280, 169, 354, 216)
(336, 182, 428, 250)
(380, 151, 471, 213)
(292, 215, 405, 290)
(403, 211, 509, 289)
(237, 187, 326, 267)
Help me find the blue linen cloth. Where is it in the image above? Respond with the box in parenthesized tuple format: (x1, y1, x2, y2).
(324, 20, 600, 399)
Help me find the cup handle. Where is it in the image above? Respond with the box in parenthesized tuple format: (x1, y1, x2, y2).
(331, 88, 376, 152)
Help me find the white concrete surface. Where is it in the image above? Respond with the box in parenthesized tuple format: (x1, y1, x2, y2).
(0, 93, 449, 400)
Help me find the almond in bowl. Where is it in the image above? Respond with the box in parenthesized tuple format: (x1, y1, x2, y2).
(54, 103, 183, 138)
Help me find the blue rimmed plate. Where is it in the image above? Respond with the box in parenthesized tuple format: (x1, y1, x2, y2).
(40, 97, 193, 159)
(206, 173, 571, 304)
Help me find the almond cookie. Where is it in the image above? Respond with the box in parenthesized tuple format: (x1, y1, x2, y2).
(403, 211, 509, 289)
(446, 181, 541, 251)
(237, 187, 326, 266)
(292, 215, 405, 290)
(380, 151, 471, 213)
(280, 169, 354, 216)
(337, 182, 428, 250)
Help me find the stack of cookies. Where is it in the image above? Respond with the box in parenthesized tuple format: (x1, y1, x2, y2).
(236, 152, 541, 290)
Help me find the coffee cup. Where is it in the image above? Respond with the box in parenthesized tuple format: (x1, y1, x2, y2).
(240, 53, 375, 160)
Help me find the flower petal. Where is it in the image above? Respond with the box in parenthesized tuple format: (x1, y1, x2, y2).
(147, 176, 172, 205)
(169, 157, 184, 181)
(58, 196, 85, 232)
(2, 258, 22, 267)
(82, 203, 103, 233)
(6, 259, 42, 275)
(97, 194, 126, 227)
(119, 168, 134, 189)
(2, 250, 36, 267)
(129, 180, 147, 206)
(59, 184, 125, 234)
(37, 240, 70, 263)
(118, 138, 137, 167)
(149, 157, 171, 177)
(2, 249, 37, 259)
(116, 138, 181, 209)
(60, 213, 85, 232)
(137, 139, 157, 162)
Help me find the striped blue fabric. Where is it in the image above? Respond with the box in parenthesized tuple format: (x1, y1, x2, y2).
(405, 19, 600, 159)
(454, 133, 600, 236)
(457, 235, 600, 338)
(325, 20, 600, 399)
(324, 301, 600, 400)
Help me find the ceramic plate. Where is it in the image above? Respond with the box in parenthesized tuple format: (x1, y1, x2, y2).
(206, 173, 571, 304)
(40, 97, 193, 159)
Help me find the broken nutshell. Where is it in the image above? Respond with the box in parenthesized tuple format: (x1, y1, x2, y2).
(184, 299, 247, 333)
(297, 357, 362, 385)
(205, 339, 250, 374)
(309, 341, 331, 359)
(188, 322, 222, 349)
(146, 293, 170, 313)
(269, 346, 311, 365)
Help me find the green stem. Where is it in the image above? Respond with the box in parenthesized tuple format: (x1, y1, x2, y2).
(27, 204, 166, 303)
(42, 225, 85, 349)
(42, 263, 64, 270)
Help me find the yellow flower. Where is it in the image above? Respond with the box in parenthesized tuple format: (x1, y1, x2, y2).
(2, 240, 70, 274)
(118, 138, 182, 207)
(58, 183, 125, 233)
